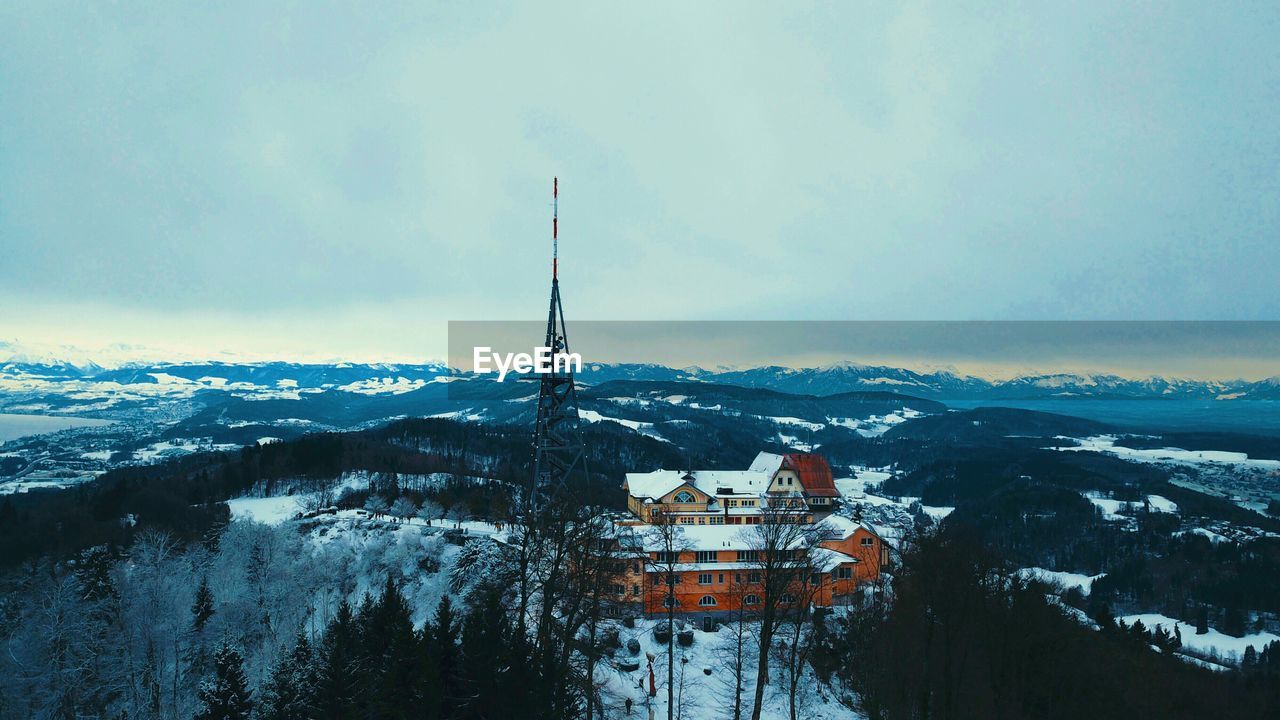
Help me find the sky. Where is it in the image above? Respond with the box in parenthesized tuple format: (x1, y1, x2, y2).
(1, 2, 1278, 372)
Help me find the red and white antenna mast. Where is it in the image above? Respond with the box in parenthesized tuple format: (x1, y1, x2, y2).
(552, 176, 559, 280)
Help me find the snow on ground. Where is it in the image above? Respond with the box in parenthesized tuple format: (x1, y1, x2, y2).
(580, 409, 672, 443)
(920, 505, 956, 520)
(1057, 435, 1280, 471)
(1083, 492, 1179, 520)
(580, 409, 650, 431)
(826, 408, 922, 437)
(1084, 493, 1134, 520)
(336, 377, 429, 395)
(227, 495, 306, 524)
(776, 433, 814, 452)
(596, 616, 862, 720)
(1017, 567, 1106, 594)
(1172, 527, 1233, 544)
(833, 468, 892, 497)
(427, 409, 487, 422)
(1120, 613, 1280, 663)
(767, 416, 826, 431)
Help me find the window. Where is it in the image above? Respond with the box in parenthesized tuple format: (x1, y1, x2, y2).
(810, 573, 822, 585)
(726, 500, 736, 508)
(656, 551, 679, 564)
(780, 593, 796, 604)
(718, 573, 725, 584)
(632, 584, 641, 595)
(698, 573, 713, 585)
(861, 537, 875, 547)
(743, 594, 761, 605)
(679, 517, 695, 525)
(736, 550, 759, 562)
(673, 490, 696, 503)
(709, 516, 724, 525)
(836, 567, 852, 580)
(662, 597, 675, 608)
(652, 576, 663, 587)
(611, 584, 625, 595)
(695, 551, 717, 563)
(698, 595, 717, 607)
(747, 572, 762, 583)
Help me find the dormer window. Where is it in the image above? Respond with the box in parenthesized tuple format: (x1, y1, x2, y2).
(673, 490, 696, 503)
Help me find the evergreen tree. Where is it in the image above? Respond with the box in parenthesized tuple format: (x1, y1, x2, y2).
(193, 576, 216, 633)
(195, 642, 253, 720)
(459, 588, 517, 719)
(431, 594, 462, 718)
(317, 600, 362, 720)
(1223, 606, 1247, 638)
(259, 632, 318, 720)
(1195, 605, 1209, 635)
(364, 576, 422, 720)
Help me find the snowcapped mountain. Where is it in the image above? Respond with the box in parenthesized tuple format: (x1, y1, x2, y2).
(1, 357, 1274, 401)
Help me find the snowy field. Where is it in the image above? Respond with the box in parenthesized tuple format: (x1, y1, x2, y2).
(834, 468, 955, 520)
(1083, 492, 1179, 521)
(1120, 613, 1280, 665)
(1057, 435, 1280, 471)
(1017, 567, 1107, 594)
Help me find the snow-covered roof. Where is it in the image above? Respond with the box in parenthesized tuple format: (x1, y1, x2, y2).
(623, 472, 696, 501)
(748, 451, 785, 474)
(817, 514, 865, 541)
(810, 546, 861, 572)
(625, 469, 771, 500)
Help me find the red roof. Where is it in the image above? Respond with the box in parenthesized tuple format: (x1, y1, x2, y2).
(782, 453, 840, 497)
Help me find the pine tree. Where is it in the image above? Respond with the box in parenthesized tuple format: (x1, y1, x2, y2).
(317, 600, 362, 720)
(194, 642, 253, 720)
(1243, 645, 1259, 671)
(259, 632, 318, 720)
(459, 587, 531, 720)
(193, 576, 215, 633)
(432, 594, 462, 718)
(365, 576, 422, 720)
(1195, 605, 1209, 635)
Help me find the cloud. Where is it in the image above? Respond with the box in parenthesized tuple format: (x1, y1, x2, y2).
(1, 2, 1277, 360)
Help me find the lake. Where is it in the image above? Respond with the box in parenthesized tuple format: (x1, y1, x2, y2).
(942, 399, 1280, 436)
(0, 413, 114, 443)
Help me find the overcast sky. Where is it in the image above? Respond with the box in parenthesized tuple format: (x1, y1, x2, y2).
(1, 2, 1277, 369)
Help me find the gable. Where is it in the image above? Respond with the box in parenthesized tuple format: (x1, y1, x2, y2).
(660, 483, 710, 505)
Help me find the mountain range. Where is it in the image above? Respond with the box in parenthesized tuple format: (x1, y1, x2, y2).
(4, 359, 1280, 400)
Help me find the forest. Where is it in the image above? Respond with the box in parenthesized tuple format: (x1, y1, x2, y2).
(5, 416, 1280, 718)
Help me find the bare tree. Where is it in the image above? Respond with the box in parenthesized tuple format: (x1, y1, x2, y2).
(713, 573, 757, 720)
(776, 556, 821, 720)
(747, 503, 818, 720)
(641, 509, 689, 720)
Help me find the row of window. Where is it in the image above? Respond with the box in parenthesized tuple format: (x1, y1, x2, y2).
(652, 549, 792, 564)
(654, 571, 765, 586)
(662, 593, 797, 609)
(646, 566, 852, 589)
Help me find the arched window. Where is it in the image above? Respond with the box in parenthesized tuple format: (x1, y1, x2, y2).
(698, 595, 717, 607)
(672, 490, 696, 503)
(743, 594, 761, 605)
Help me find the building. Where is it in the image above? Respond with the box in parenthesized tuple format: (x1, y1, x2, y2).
(613, 451, 888, 618)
